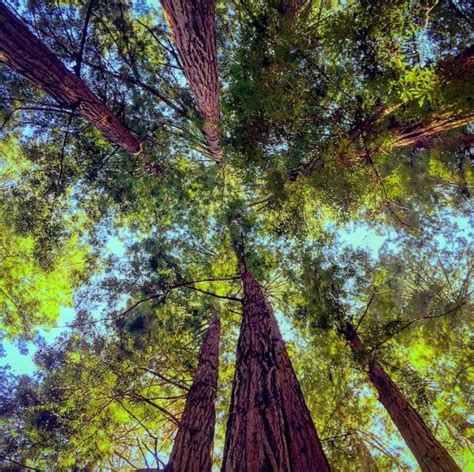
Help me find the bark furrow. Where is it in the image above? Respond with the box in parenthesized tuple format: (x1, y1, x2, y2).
(393, 114, 474, 148)
(160, 0, 222, 161)
(223, 268, 330, 472)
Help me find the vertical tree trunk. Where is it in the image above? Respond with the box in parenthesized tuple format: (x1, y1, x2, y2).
(222, 266, 330, 472)
(0, 2, 141, 154)
(343, 323, 461, 472)
(160, 0, 222, 162)
(165, 309, 221, 472)
(349, 435, 379, 472)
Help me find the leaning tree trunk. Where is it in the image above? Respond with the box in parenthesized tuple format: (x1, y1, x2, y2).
(165, 309, 221, 472)
(160, 0, 222, 162)
(392, 45, 473, 149)
(343, 322, 461, 472)
(331, 45, 474, 168)
(222, 266, 330, 472)
(0, 2, 141, 154)
(339, 110, 473, 167)
(392, 113, 474, 148)
(280, 0, 309, 23)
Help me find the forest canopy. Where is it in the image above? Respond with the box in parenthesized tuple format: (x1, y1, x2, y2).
(0, 0, 472, 471)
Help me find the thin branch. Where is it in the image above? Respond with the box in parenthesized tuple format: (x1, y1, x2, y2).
(138, 367, 190, 392)
(116, 399, 159, 439)
(3, 460, 42, 472)
(136, 437, 150, 469)
(320, 390, 350, 438)
(113, 449, 138, 469)
(182, 284, 243, 302)
(1, 106, 71, 130)
(372, 301, 467, 352)
(321, 431, 357, 442)
(117, 275, 241, 319)
(129, 393, 180, 427)
(86, 60, 186, 116)
(74, 0, 95, 77)
(136, 19, 183, 70)
(354, 291, 377, 330)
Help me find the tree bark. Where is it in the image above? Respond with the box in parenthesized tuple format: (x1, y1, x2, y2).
(280, 0, 310, 23)
(160, 0, 222, 162)
(222, 266, 330, 472)
(349, 436, 379, 472)
(165, 309, 221, 472)
(353, 46, 474, 156)
(392, 114, 473, 148)
(343, 322, 461, 472)
(0, 2, 141, 154)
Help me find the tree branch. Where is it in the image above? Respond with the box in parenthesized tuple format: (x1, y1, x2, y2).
(372, 301, 467, 352)
(354, 290, 377, 331)
(74, 0, 95, 77)
(181, 284, 243, 302)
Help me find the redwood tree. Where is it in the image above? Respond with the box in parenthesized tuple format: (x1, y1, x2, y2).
(280, 0, 309, 23)
(160, 0, 222, 161)
(222, 264, 330, 472)
(342, 321, 461, 472)
(392, 113, 473, 148)
(345, 46, 474, 162)
(166, 309, 221, 472)
(0, 2, 141, 154)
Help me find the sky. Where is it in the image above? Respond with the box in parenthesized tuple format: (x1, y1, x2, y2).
(3, 210, 470, 376)
(0, 235, 127, 376)
(0, 222, 391, 376)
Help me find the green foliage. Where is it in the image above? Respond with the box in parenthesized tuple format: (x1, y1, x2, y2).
(0, 138, 91, 340)
(0, 0, 472, 470)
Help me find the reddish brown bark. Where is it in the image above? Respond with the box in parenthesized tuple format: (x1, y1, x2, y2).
(160, 0, 222, 162)
(337, 111, 473, 167)
(349, 436, 379, 472)
(280, 0, 310, 22)
(388, 46, 473, 148)
(393, 46, 474, 148)
(0, 3, 141, 154)
(343, 323, 461, 472)
(223, 267, 330, 472)
(332, 46, 474, 167)
(392, 114, 473, 148)
(165, 309, 220, 472)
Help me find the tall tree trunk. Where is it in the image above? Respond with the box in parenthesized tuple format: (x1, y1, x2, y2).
(0, 2, 141, 154)
(353, 46, 474, 157)
(349, 436, 379, 472)
(343, 322, 461, 472)
(222, 265, 330, 472)
(165, 309, 221, 472)
(160, 0, 222, 162)
(392, 114, 473, 148)
(280, 0, 310, 23)
(290, 47, 473, 177)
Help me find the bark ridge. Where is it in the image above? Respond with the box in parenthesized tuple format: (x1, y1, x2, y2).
(160, 0, 223, 161)
(222, 268, 330, 472)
